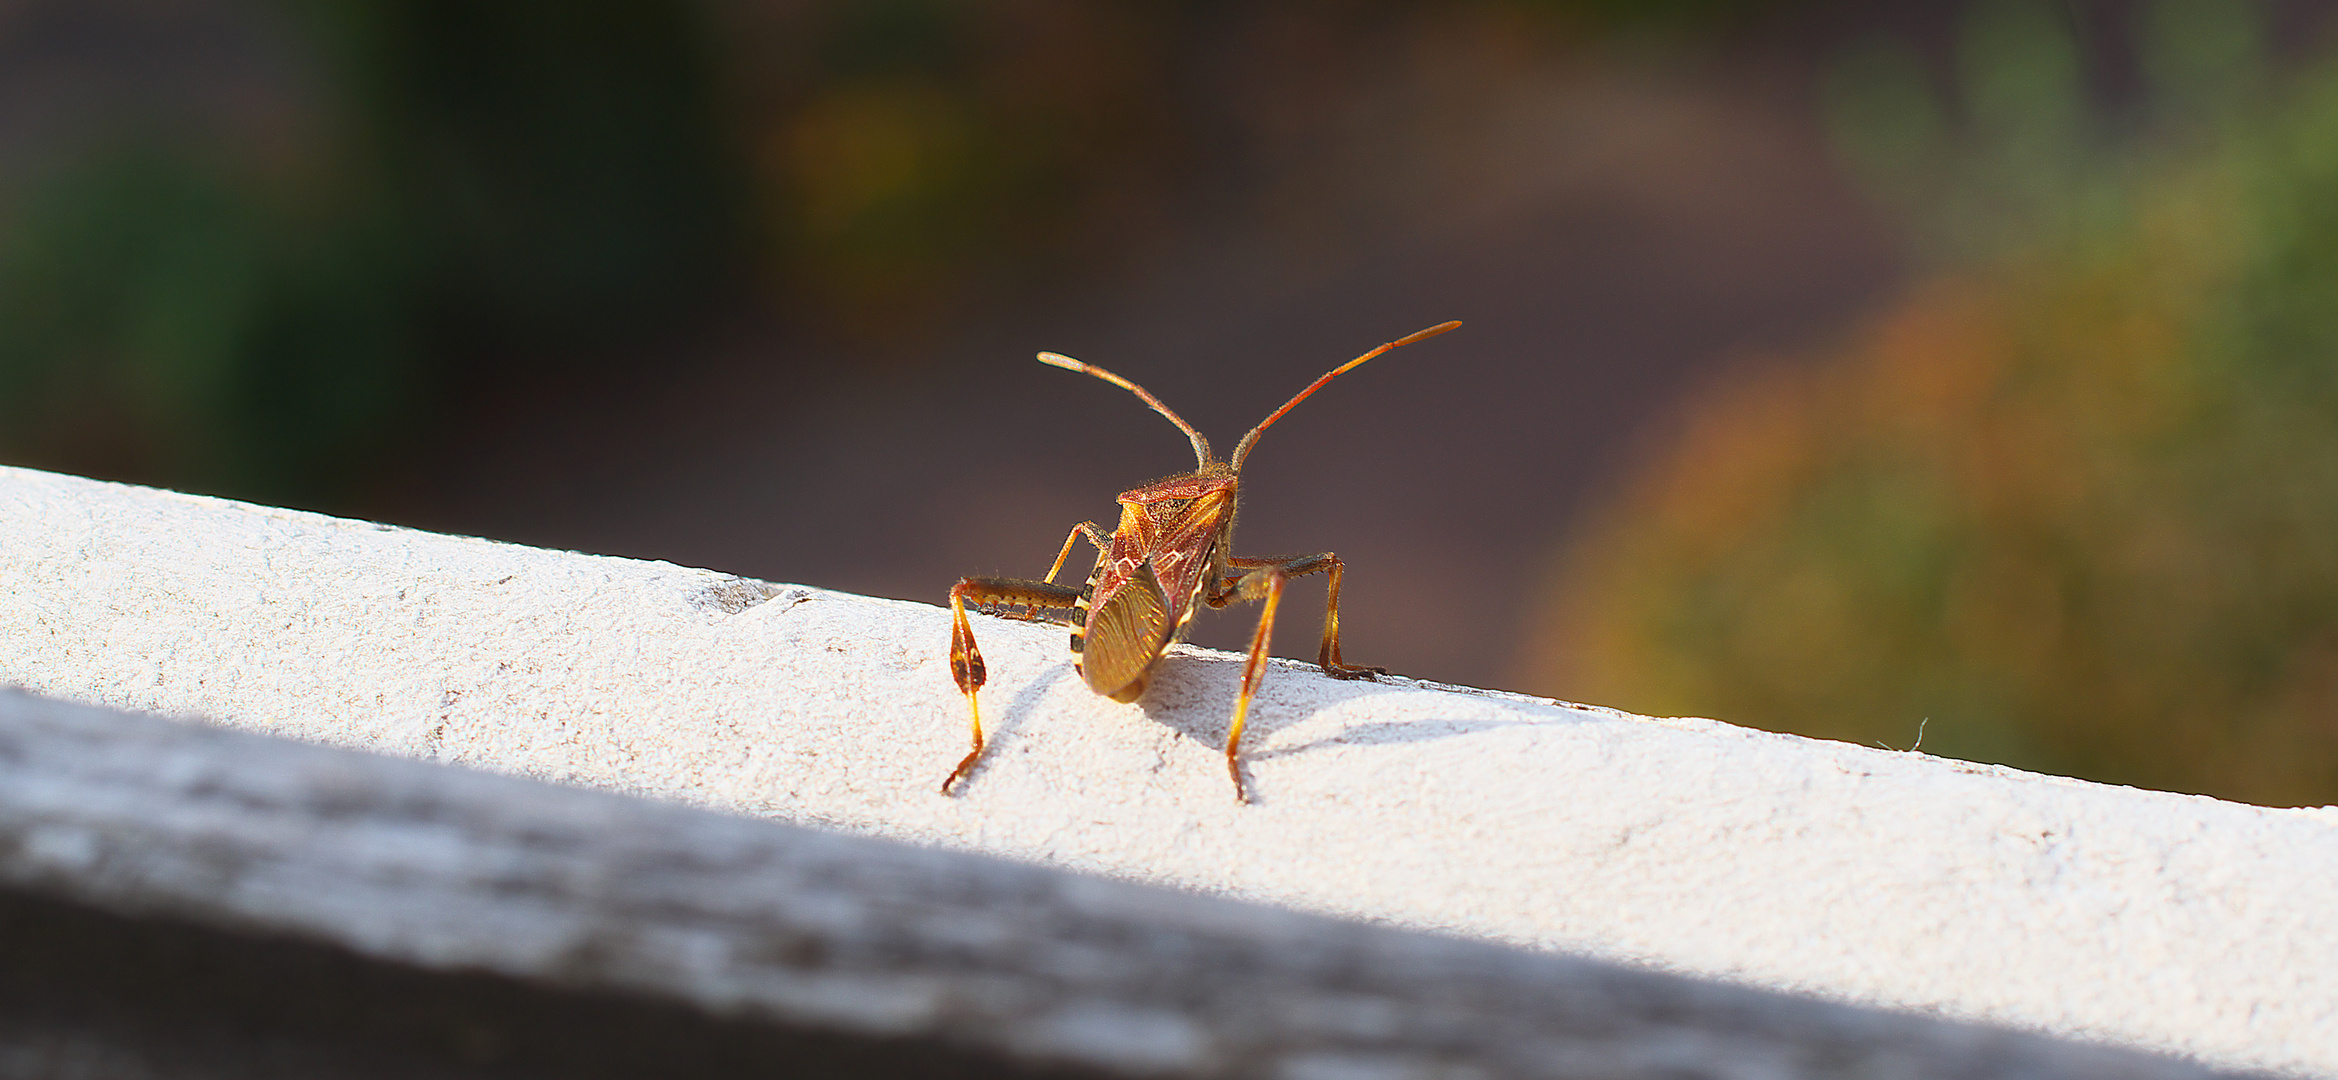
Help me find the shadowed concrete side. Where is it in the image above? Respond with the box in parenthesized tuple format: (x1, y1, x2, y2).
(0, 690, 2232, 1080)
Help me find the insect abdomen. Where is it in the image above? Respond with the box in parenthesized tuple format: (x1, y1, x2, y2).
(1079, 562, 1171, 703)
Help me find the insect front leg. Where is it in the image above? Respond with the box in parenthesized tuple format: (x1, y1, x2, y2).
(945, 576, 1085, 794)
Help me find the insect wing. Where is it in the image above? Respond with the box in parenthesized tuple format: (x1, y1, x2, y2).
(1082, 560, 1174, 703)
(1143, 490, 1230, 614)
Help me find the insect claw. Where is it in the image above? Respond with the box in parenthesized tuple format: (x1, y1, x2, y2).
(942, 748, 981, 794)
(942, 689, 984, 794)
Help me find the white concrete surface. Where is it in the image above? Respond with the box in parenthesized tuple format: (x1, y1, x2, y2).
(10, 690, 2215, 1080)
(0, 464, 2331, 1077)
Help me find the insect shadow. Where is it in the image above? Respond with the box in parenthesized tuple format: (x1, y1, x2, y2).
(960, 647, 1563, 801)
(982, 658, 1081, 755)
(1143, 649, 1564, 768)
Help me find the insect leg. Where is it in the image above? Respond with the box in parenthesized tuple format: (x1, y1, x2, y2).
(1221, 567, 1289, 803)
(944, 576, 1085, 794)
(1221, 553, 1385, 680)
(1042, 521, 1111, 584)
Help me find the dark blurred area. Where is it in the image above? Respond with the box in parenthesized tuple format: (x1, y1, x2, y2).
(11, 0, 2331, 804)
(0, 0, 743, 499)
(0, 0, 1891, 676)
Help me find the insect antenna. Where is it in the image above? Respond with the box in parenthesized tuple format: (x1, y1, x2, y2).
(1229, 320, 1460, 471)
(1039, 351, 1214, 468)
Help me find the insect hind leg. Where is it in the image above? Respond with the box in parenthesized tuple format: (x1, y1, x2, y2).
(944, 576, 1085, 794)
(1205, 551, 1383, 803)
(1219, 552, 1385, 680)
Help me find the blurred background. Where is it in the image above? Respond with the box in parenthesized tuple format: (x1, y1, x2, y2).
(4, 0, 2336, 806)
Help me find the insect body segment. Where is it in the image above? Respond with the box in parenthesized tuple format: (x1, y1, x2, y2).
(942, 320, 1460, 801)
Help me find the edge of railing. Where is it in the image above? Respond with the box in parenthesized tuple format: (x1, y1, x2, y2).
(0, 463, 2327, 1077)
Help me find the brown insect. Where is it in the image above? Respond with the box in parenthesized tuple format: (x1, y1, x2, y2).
(943, 320, 1461, 801)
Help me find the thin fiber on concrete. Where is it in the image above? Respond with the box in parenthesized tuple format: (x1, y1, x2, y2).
(1, 464, 2333, 1076)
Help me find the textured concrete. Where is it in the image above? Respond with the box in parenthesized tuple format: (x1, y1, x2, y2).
(1, 464, 2333, 1076)
(0, 688, 2232, 1080)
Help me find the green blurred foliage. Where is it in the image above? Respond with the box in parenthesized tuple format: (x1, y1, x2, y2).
(0, 0, 744, 506)
(291, 0, 745, 347)
(0, 144, 415, 500)
(1824, 0, 2118, 263)
(1531, 0, 2338, 805)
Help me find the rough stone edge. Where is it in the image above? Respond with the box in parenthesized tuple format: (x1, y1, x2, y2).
(0, 688, 2246, 1080)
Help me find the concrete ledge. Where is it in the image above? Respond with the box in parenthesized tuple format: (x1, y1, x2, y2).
(0, 464, 2332, 1076)
(0, 688, 2220, 1079)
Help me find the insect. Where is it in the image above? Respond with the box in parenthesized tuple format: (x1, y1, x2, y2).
(943, 320, 1461, 801)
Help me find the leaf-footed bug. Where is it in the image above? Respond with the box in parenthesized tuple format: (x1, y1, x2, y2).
(943, 321, 1461, 801)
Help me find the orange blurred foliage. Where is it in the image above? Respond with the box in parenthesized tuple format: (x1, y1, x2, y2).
(1527, 99, 2338, 804)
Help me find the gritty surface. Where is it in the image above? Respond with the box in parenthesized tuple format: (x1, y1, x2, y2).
(2, 464, 2333, 1077)
(2, 691, 2221, 1080)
